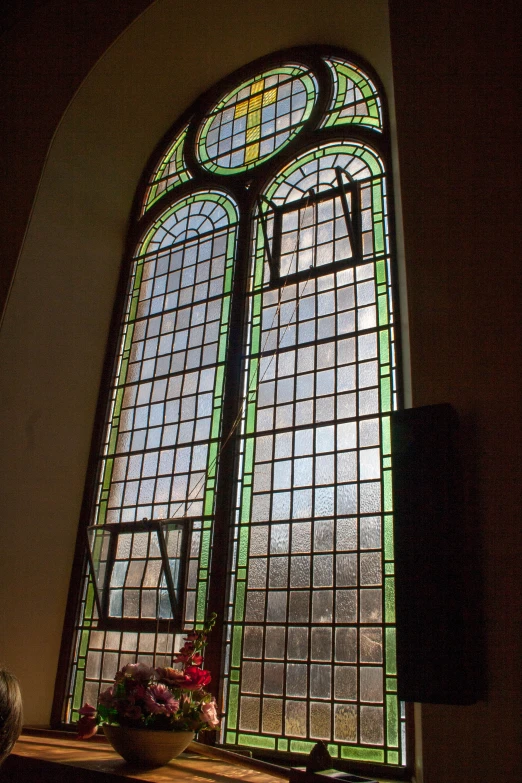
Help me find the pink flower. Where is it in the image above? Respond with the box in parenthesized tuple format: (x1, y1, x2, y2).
(173, 643, 195, 664)
(143, 684, 179, 715)
(78, 703, 97, 716)
(123, 705, 143, 720)
(98, 687, 114, 706)
(116, 662, 156, 682)
(200, 700, 219, 728)
(77, 704, 98, 740)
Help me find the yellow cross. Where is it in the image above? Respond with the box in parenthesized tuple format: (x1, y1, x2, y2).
(234, 79, 277, 163)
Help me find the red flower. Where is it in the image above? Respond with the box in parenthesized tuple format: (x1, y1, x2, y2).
(183, 666, 211, 691)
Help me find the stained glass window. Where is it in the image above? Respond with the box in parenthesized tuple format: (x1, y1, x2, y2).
(60, 48, 406, 774)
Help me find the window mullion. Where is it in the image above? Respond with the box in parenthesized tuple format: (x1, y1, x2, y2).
(204, 195, 254, 699)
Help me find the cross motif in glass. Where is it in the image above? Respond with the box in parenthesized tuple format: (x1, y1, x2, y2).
(234, 79, 277, 163)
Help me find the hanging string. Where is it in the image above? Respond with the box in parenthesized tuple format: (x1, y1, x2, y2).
(153, 189, 317, 645)
(171, 190, 317, 520)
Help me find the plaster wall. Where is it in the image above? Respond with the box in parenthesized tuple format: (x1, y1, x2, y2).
(0, 1, 520, 781)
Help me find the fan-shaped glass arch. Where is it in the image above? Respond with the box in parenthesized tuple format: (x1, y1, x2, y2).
(61, 47, 405, 775)
(141, 125, 192, 216)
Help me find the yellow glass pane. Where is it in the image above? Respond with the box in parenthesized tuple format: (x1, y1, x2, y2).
(263, 88, 277, 106)
(235, 100, 248, 118)
(245, 143, 260, 162)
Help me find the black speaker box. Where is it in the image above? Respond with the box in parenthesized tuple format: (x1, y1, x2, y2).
(391, 403, 478, 704)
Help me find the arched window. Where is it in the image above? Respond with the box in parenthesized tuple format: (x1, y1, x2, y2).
(56, 47, 405, 773)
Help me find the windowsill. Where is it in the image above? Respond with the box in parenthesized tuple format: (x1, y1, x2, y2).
(1, 729, 409, 783)
(2, 730, 280, 782)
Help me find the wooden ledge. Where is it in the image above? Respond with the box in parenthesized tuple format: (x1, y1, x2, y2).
(0, 733, 281, 783)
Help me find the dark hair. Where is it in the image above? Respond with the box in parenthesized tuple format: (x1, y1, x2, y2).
(0, 669, 23, 764)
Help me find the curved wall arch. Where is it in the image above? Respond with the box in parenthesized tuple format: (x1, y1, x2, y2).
(0, 0, 399, 725)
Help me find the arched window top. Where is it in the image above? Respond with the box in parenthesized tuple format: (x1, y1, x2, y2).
(264, 141, 385, 204)
(139, 191, 239, 255)
(140, 49, 385, 216)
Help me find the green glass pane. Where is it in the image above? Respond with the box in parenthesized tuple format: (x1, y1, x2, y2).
(232, 625, 243, 668)
(200, 531, 211, 568)
(244, 437, 255, 474)
(102, 459, 113, 491)
(385, 576, 396, 623)
(386, 677, 397, 692)
(385, 628, 397, 676)
(278, 739, 289, 751)
(227, 684, 239, 729)
(374, 222, 384, 253)
(386, 695, 399, 747)
(196, 582, 207, 623)
(380, 376, 391, 411)
(226, 731, 237, 745)
(241, 485, 252, 523)
(290, 740, 315, 755)
(238, 527, 249, 567)
(384, 514, 394, 560)
(97, 501, 107, 526)
(383, 470, 393, 512)
(341, 746, 384, 762)
(83, 583, 95, 624)
(234, 581, 245, 622)
(72, 668, 85, 711)
(378, 293, 389, 325)
(238, 734, 276, 749)
(379, 330, 390, 365)
(381, 416, 391, 455)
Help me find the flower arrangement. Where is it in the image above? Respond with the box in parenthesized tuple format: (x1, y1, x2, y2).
(77, 614, 220, 739)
